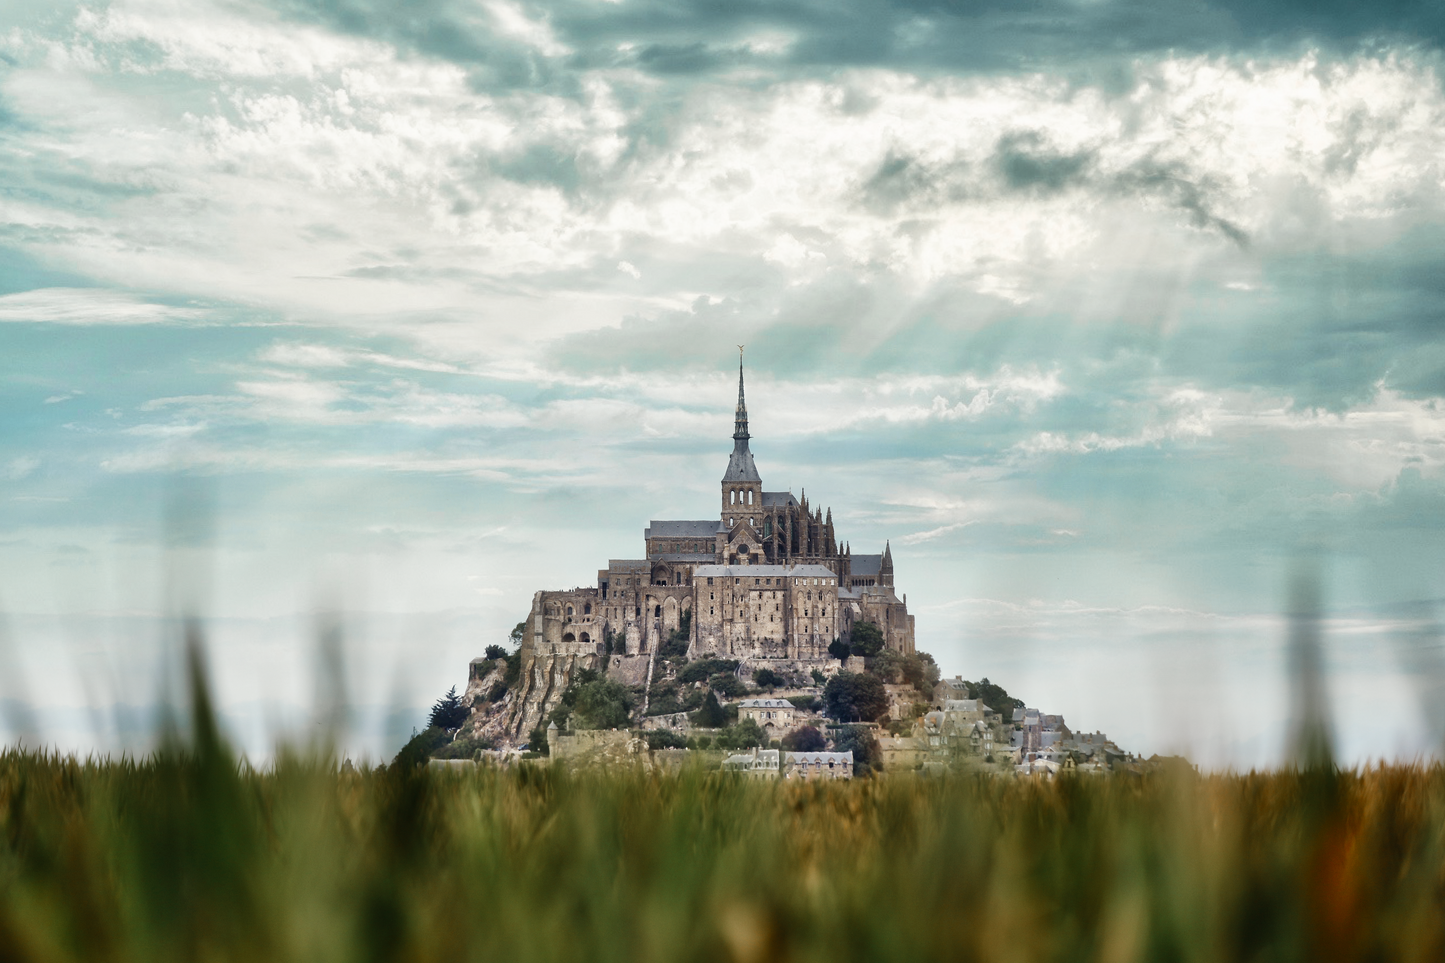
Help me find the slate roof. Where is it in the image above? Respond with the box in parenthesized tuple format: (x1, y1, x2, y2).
(646, 520, 720, 538)
(692, 564, 838, 579)
(851, 554, 884, 577)
(739, 699, 793, 709)
(652, 553, 717, 563)
(761, 491, 799, 508)
(786, 752, 854, 766)
(722, 440, 761, 482)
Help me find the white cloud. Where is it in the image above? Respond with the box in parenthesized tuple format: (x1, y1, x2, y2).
(5, 456, 41, 481)
(0, 289, 204, 325)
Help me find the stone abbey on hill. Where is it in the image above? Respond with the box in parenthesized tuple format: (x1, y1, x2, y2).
(523, 357, 915, 665)
(483, 356, 918, 739)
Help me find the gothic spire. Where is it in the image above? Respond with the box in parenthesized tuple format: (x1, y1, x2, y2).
(721, 347, 761, 484)
(733, 345, 749, 442)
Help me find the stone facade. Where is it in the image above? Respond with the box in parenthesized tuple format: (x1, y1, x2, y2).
(505, 355, 917, 738)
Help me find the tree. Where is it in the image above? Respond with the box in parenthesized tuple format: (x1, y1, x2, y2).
(526, 723, 550, 756)
(823, 672, 888, 723)
(781, 725, 827, 752)
(967, 677, 1023, 719)
(570, 677, 634, 730)
(850, 621, 885, 658)
(646, 729, 688, 750)
(691, 691, 727, 728)
(832, 725, 883, 775)
(714, 718, 765, 750)
(391, 726, 450, 768)
(428, 686, 469, 731)
(509, 621, 526, 647)
(753, 667, 782, 690)
(811, 668, 826, 686)
(827, 638, 851, 661)
(484, 644, 507, 661)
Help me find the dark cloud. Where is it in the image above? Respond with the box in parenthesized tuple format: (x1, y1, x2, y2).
(266, 0, 1445, 88)
(994, 131, 1094, 195)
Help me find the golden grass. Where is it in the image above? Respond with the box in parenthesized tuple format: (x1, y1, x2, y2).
(2, 742, 1443, 963)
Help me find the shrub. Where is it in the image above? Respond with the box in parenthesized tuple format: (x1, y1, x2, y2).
(811, 668, 827, 686)
(570, 677, 634, 730)
(752, 667, 783, 690)
(787, 695, 820, 711)
(714, 718, 766, 751)
(827, 638, 851, 661)
(392, 725, 451, 767)
(526, 724, 550, 756)
(710, 675, 748, 699)
(678, 658, 739, 685)
(645, 730, 688, 750)
(484, 644, 508, 661)
(646, 681, 685, 716)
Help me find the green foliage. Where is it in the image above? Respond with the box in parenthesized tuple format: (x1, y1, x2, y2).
(787, 695, 820, 711)
(645, 730, 688, 750)
(427, 686, 469, 731)
(824, 672, 889, 722)
(713, 718, 766, 751)
(393, 725, 450, 767)
(526, 724, 550, 756)
(850, 621, 885, 658)
(831, 724, 883, 775)
(964, 677, 1023, 718)
(509, 621, 526, 647)
(484, 644, 508, 661)
(690, 691, 727, 729)
(502, 649, 523, 690)
(646, 681, 685, 717)
(827, 638, 851, 661)
(781, 726, 827, 752)
(869, 649, 942, 698)
(3, 740, 1444, 963)
(658, 610, 692, 664)
(569, 677, 634, 730)
(811, 668, 827, 686)
(433, 734, 496, 759)
(678, 658, 739, 685)
(752, 667, 783, 690)
(710, 674, 748, 699)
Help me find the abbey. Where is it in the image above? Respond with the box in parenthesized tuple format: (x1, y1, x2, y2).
(521, 357, 915, 671)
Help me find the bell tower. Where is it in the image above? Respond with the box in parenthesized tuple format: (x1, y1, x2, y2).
(721, 347, 762, 533)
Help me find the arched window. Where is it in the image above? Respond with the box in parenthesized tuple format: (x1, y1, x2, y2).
(566, 605, 574, 617)
(654, 605, 661, 618)
(583, 603, 591, 615)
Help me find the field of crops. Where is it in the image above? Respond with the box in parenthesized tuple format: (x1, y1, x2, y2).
(3, 719, 1443, 963)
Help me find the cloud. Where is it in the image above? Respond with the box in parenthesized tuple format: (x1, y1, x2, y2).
(0, 288, 206, 325)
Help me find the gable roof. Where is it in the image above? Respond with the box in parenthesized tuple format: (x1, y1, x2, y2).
(646, 520, 719, 538)
(851, 554, 884, 577)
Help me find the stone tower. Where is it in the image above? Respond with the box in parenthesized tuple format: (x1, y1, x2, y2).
(721, 351, 762, 532)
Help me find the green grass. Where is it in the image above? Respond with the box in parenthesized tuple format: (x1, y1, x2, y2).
(3, 746, 1443, 962)
(1, 653, 1442, 962)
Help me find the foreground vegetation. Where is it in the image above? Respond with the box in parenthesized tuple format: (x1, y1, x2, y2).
(3, 737, 1443, 962)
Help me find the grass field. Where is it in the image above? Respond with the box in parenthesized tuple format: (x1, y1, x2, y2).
(3, 724, 1443, 963)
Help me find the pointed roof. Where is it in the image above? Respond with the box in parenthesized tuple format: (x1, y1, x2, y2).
(722, 350, 761, 483)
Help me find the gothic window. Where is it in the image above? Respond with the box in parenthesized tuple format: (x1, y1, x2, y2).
(567, 606, 574, 617)
(654, 605, 662, 617)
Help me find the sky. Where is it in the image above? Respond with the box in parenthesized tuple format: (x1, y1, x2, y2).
(2, 0, 1445, 767)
